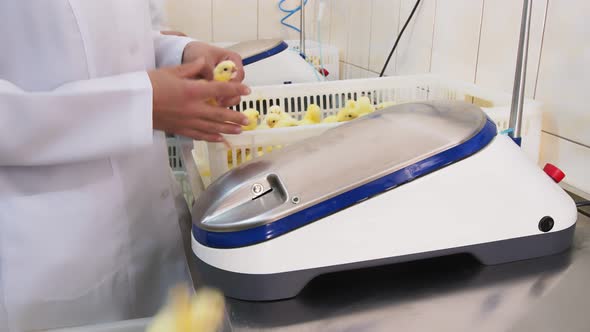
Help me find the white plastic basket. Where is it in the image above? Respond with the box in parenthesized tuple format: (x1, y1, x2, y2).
(167, 136, 195, 205)
(189, 74, 542, 189)
(167, 136, 184, 171)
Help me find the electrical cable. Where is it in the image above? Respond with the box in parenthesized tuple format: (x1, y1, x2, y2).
(577, 201, 590, 208)
(278, 0, 308, 33)
(379, 0, 422, 77)
(277, 0, 323, 82)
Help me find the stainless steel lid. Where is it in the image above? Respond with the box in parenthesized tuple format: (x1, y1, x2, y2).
(193, 100, 493, 235)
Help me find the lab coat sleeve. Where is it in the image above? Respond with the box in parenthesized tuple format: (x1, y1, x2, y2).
(0, 72, 153, 166)
(152, 31, 195, 68)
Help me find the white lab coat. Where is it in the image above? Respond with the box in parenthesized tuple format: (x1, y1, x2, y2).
(0, 1, 195, 331)
(150, 0, 170, 30)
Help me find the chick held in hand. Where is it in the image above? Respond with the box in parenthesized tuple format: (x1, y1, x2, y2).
(206, 60, 241, 150)
(241, 108, 260, 131)
(146, 285, 226, 332)
(213, 60, 238, 83)
(208, 61, 238, 108)
(299, 104, 322, 125)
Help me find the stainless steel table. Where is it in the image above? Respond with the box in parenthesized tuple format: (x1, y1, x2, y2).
(184, 210, 590, 332)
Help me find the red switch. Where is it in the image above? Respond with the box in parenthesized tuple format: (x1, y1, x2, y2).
(543, 163, 565, 183)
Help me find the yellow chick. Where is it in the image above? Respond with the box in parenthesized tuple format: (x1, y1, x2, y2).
(241, 109, 259, 131)
(227, 148, 254, 169)
(322, 115, 337, 123)
(322, 100, 358, 123)
(269, 105, 297, 122)
(258, 146, 273, 154)
(226, 150, 235, 167)
(275, 116, 299, 128)
(209, 60, 238, 107)
(146, 285, 225, 332)
(258, 113, 281, 129)
(344, 100, 357, 111)
(356, 96, 375, 116)
(190, 288, 226, 332)
(336, 107, 359, 122)
(227, 147, 255, 163)
(299, 104, 322, 125)
(328, 100, 360, 122)
(266, 114, 281, 128)
(375, 101, 397, 110)
(213, 60, 238, 83)
(208, 60, 239, 150)
(268, 105, 283, 117)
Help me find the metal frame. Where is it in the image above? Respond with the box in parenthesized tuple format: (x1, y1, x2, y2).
(509, 0, 533, 145)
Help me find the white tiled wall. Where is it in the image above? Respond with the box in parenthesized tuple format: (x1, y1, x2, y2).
(430, 0, 483, 82)
(166, 0, 316, 42)
(475, 0, 547, 98)
(164, 0, 589, 197)
(211, 0, 258, 41)
(165, 0, 212, 40)
(368, 0, 400, 74)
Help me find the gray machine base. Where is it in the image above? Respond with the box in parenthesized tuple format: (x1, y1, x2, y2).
(193, 224, 576, 301)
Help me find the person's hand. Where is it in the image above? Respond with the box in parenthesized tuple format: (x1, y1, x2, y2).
(161, 30, 187, 37)
(148, 58, 251, 142)
(182, 41, 245, 107)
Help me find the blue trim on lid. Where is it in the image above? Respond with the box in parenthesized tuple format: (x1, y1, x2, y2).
(242, 41, 289, 66)
(194, 119, 498, 249)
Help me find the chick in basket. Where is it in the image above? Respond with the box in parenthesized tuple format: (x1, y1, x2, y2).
(227, 148, 251, 168)
(269, 105, 298, 122)
(323, 100, 359, 123)
(275, 117, 299, 128)
(298, 104, 322, 126)
(146, 285, 226, 332)
(241, 108, 260, 131)
(356, 96, 375, 117)
(226, 108, 258, 166)
(259, 113, 281, 129)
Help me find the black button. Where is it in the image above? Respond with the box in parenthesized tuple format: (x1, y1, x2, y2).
(538, 216, 554, 232)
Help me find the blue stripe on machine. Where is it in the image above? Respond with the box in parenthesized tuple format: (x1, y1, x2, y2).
(194, 119, 498, 249)
(242, 41, 289, 66)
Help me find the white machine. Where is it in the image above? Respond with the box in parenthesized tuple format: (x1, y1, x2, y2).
(225, 39, 324, 86)
(189, 0, 577, 301)
(190, 101, 577, 301)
